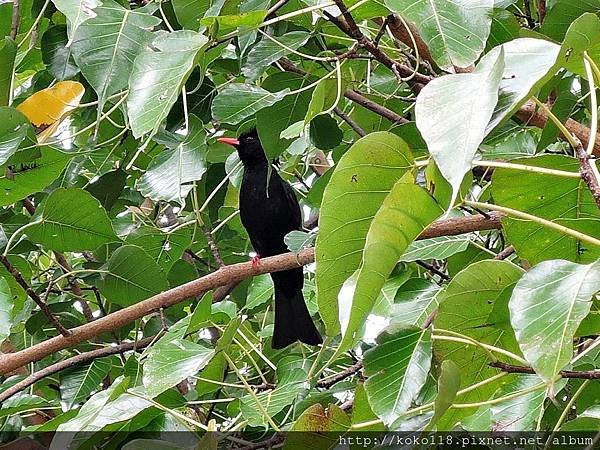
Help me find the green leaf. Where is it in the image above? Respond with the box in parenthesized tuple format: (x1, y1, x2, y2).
(339, 176, 442, 350)
(71, 0, 160, 108)
(316, 132, 414, 336)
(41, 25, 80, 81)
(256, 72, 313, 159)
(27, 188, 117, 252)
(0, 107, 34, 166)
(485, 38, 560, 132)
(96, 245, 169, 307)
(351, 383, 385, 430)
(127, 31, 208, 138)
(416, 48, 504, 206)
(242, 31, 310, 81)
(305, 77, 338, 124)
(126, 226, 192, 273)
(384, 0, 493, 70)
(284, 230, 315, 253)
(211, 83, 290, 125)
(60, 358, 113, 409)
(392, 278, 441, 328)
(0, 147, 71, 207)
(426, 360, 460, 430)
(239, 382, 306, 427)
(363, 326, 432, 426)
(244, 274, 273, 311)
(284, 404, 350, 448)
(0, 277, 13, 343)
(136, 116, 207, 204)
(52, 0, 102, 44)
(561, 13, 600, 78)
(490, 375, 548, 431)
(0, 37, 16, 106)
(491, 155, 600, 265)
(0, 394, 51, 418)
(143, 337, 215, 398)
(540, 0, 600, 41)
(433, 260, 524, 429)
(509, 259, 600, 384)
(400, 235, 470, 262)
(85, 168, 128, 210)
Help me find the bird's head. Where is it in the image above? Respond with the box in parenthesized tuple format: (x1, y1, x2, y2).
(217, 128, 267, 166)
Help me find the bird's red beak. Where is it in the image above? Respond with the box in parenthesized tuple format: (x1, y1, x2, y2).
(217, 137, 239, 147)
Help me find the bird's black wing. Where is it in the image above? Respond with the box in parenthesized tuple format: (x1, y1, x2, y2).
(277, 172, 302, 231)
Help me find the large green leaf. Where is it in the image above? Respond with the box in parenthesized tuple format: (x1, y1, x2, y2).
(256, 72, 313, 159)
(244, 274, 273, 311)
(240, 381, 306, 427)
(211, 83, 290, 125)
(52, 0, 102, 43)
(385, 0, 493, 70)
(71, 0, 160, 108)
(127, 31, 208, 138)
(540, 0, 600, 41)
(491, 155, 600, 265)
(433, 260, 524, 429)
(0, 147, 71, 207)
(59, 358, 113, 409)
(136, 115, 207, 204)
(242, 31, 310, 81)
(126, 226, 192, 273)
(0, 277, 13, 343)
(143, 337, 214, 398)
(363, 326, 431, 426)
(315, 132, 414, 336)
(339, 176, 442, 350)
(416, 49, 504, 206)
(0, 37, 16, 106)
(0, 107, 34, 166)
(27, 188, 117, 252)
(285, 403, 350, 448)
(485, 38, 560, 132)
(509, 259, 600, 384)
(558, 13, 600, 79)
(96, 245, 169, 307)
(41, 25, 80, 80)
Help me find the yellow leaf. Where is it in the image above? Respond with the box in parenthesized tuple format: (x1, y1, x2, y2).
(17, 81, 85, 143)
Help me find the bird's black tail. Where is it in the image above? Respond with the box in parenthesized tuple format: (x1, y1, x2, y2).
(271, 269, 322, 349)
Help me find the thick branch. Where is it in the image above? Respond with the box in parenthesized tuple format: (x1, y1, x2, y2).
(490, 361, 600, 379)
(0, 337, 154, 403)
(343, 89, 408, 124)
(54, 252, 95, 322)
(0, 213, 504, 375)
(0, 256, 71, 337)
(10, 0, 19, 40)
(516, 100, 600, 157)
(333, 106, 366, 137)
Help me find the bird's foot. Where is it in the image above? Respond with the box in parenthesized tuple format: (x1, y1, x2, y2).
(251, 255, 261, 269)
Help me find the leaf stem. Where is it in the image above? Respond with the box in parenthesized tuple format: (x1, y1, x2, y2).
(463, 200, 600, 248)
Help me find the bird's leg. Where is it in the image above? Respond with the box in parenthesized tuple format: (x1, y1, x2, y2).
(251, 255, 261, 269)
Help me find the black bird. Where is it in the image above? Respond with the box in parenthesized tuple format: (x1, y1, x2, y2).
(218, 129, 322, 349)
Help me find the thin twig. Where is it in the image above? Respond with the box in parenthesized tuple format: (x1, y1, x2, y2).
(490, 361, 600, 379)
(495, 245, 515, 260)
(202, 226, 225, 268)
(574, 139, 600, 209)
(316, 360, 363, 388)
(0, 256, 71, 337)
(416, 260, 450, 280)
(333, 106, 366, 136)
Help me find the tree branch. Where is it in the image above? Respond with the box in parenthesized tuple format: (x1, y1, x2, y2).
(490, 361, 600, 379)
(0, 336, 154, 403)
(0, 213, 504, 375)
(316, 360, 363, 388)
(574, 140, 600, 209)
(10, 0, 20, 40)
(324, 1, 431, 90)
(516, 100, 600, 157)
(333, 106, 366, 137)
(0, 256, 71, 337)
